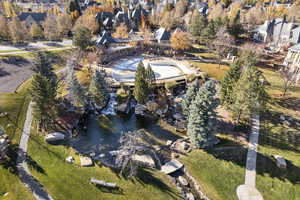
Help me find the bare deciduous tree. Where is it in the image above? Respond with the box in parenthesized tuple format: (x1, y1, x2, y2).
(115, 129, 161, 178)
(279, 63, 298, 97)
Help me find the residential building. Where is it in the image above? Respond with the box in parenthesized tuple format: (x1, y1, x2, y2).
(283, 43, 300, 84)
(253, 18, 300, 47)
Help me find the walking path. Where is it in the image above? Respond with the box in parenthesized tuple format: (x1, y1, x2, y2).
(16, 102, 54, 200)
(236, 114, 263, 200)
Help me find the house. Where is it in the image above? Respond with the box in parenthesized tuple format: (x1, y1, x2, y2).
(154, 28, 170, 43)
(95, 12, 114, 30)
(96, 31, 115, 47)
(283, 43, 300, 84)
(271, 0, 292, 8)
(253, 18, 300, 46)
(195, 1, 208, 16)
(18, 12, 47, 27)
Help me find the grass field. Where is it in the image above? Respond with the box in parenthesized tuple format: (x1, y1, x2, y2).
(183, 47, 300, 200)
(0, 80, 34, 200)
(27, 123, 180, 200)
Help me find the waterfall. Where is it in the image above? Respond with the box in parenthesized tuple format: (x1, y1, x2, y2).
(101, 93, 117, 115)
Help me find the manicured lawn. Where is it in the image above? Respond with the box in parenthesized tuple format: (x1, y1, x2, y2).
(183, 48, 300, 200)
(27, 120, 181, 200)
(0, 80, 34, 200)
(190, 61, 229, 81)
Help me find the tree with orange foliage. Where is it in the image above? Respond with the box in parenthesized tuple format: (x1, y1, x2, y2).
(170, 31, 192, 52)
(112, 23, 128, 38)
(74, 13, 100, 34)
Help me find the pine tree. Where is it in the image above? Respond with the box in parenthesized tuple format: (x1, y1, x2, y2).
(231, 66, 268, 124)
(73, 26, 92, 51)
(145, 64, 156, 92)
(181, 82, 198, 117)
(220, 60, 242, 106)
(30, 74, 58, 131)
(32, 52, 55, 78)
(67, 66, 87, 107)
(187, 81, 219, 148)
(189, 10, 208, 40)
(89, 70, 109, 109)
(134, 62, 149, 104)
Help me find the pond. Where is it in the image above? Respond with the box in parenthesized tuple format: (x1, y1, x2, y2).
(71, 112, 181, 156)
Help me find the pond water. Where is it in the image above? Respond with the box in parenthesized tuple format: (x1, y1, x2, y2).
(71, 112, 180, 156)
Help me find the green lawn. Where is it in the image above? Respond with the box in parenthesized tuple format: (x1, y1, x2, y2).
(183, 49, 300, 200)
(0, 80, 34, 200)
(27, 120, 181, 200)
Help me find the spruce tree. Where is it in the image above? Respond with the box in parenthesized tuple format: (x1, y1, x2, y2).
(189, 10, 208, 40)
(187, 81, 219, 148)
(145, 64, 156, 92)
(30, 74, 58, 130)
(220, 60, 242, 106)
(89, 70, 109, 108)
(67, 67, 87, 107)
(134, 62, 149, 104)
(181, 82, 198, 117)
(32, 52, 55, 79)
(231, 66, 268, 124)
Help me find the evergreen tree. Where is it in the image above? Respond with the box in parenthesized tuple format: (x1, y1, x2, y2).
(89, 70, 109, 108)
(73, 26, 92, 51)
(220, 60, 242, 106)
(134, 62, 149, 104)
(67, 66, 87, 107)
(189, 10, 208, 40)
(30, 74, 58, 131)
(32, 52, 55, 78)
(145, 64, 156, 91)
(187, 81, 219, 148)
(231, 66, 268, 124)
(181, 82, 198, 117)
(227, 10, 244, 39)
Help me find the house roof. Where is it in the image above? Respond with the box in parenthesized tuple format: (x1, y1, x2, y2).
(154, 28, 170, 41)
(289, 43, 300, 52)
(18, 12, 47, 23)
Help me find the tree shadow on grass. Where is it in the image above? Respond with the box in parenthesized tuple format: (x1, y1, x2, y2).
(0, 144, 19, 174)
(1, 56, 30, 67)
(260, 111, 300, 153)
(204, 138, 300, 185)
(275, 97, 300, 113)
(93, 184, 124, 195)
(135, 168, 180, 199)
(26, 153, 46, 175)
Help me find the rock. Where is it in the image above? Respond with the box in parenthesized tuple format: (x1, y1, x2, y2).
(90, 152, 96, 157)
(135, 104, 147, 116)
(166, 140, 173, 146)
(178, 176, 188, 186)
(171, 140, 190, 153)
(173, 113, 184, 120)
(98, 153, 105, 158)
(153, 145, 161, 151)
(45, 132, 65, 143)
(65, 156, 75, 164)
(274, 155, 287, 169)
(174, 97, 183, 103)
(283, 120, 291, 126)
(133, 154, 156, 168)
(171, 152, 180, 159)
(280, 115, 285, 121)
(186, 192, 195, 200)
(80, 156, 93, 167)
(161, 160, 184, 174)
(175, 120, 186, 133)
(146, 101, 159, 112)
(0, 112, 8, 117)
(109, 150, 119, 156)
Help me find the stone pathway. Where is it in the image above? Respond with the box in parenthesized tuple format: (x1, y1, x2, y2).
(16, 102, 54, 200)
(236, 114, 263, 200)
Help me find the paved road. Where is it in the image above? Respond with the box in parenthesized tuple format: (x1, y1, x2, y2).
(236, 114, 263, 200)
(16, 102, 54, 200)
(0, 40, 73, 55)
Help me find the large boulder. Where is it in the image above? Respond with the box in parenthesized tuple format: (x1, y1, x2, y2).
(161, 160, 184, 174)
(133, 154, 156, 168)
(80, 156, 93, 167)
(274, 155, 287, 169)
(45, 132, 65, 143)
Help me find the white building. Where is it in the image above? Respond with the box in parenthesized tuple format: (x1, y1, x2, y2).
(283, 43, 300, 84)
